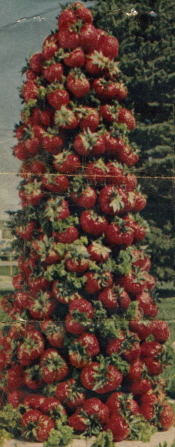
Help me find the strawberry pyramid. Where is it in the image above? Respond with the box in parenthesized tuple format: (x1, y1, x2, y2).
(0, 2, 174, 444)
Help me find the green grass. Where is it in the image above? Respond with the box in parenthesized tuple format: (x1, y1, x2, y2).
(0, 265, 18, 276)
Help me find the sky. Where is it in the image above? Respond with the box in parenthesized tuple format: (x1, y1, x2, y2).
(0, 0, 93, 220)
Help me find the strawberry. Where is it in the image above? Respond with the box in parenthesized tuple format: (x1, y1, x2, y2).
(99, 185, 130, 215)
(151, 320, 170, 343)
(68, 411, 88, 433)
(80, 210, 108, 236)
(105, 161, 124, 186)
(66, 68, 90, 98)
(21, 80, 39, 102)
(58, 27, 80, 49)
(105, 414, 130, 442)
(77, 106, 100, 132)
(73, 129, 106, 156)
(17, 329, 45, 366)
(159, 403, 175, 430)
(43, 63, 64, 83)
(98, 286, 130, 310)
(129, 378, 152, 396)
(31, 108, 54, 127)
(72, 2, 93, 24)
(105, 218, 134, 246)
(42, 173, 69, 193)
(70, 179, 97, 208)
(83, 398, 109, 425)
(40, 349, 68, 384)
(40, 320, 65, 348)
(117, 107, 136, 130)
(54, 106, 79, 129)
(80, 361, 122, 393)
(58, 9, 76, 29)
(139, 402, 155, 421)
(84, 270, 113, 294)
(93, 79, 127, 101)
(21, 409, 55, 442)
(117, 144, 139, 166)
(29, 53, 43, 73)
(53, 225, 79, 244)
(63, 47, 86, 67)
(106, 332, 125, 355)
(53, 150, 81, 173)
(52, 280, 81, 305)
(85, 159, 108, 183)
(7, 390, 27, 408)
(23, 364, 44, 390)
(143, 357, 163, 375)
(87, 241, 111, 263)
(55, 378, 86, 409)
(47, 84, 70, 110)
(69, 333, 100, 368)
(96, 33, 119, 59)
(27, 291, 56, 320)
(7, 365, 25, 391)
(42, 40, 59, 60)
(79, 24, 98, 53)
(140, 341, 163, 358)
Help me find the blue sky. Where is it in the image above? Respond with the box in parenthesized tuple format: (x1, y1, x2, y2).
(0, 0, 72, 219)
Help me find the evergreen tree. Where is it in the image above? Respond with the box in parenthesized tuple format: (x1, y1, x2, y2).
(91, 0, 175, 291)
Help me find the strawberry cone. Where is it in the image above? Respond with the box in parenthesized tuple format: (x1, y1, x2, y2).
(2, 1, 172, 444)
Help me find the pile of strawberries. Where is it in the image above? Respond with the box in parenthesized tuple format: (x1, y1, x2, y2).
(0, 2, 174, 443)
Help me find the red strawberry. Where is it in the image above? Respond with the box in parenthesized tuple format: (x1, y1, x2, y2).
(104, 414, 130, 442)
(21, 409, 55, 442)
(42, 40, 59, 60)
(42, 173, 69, 193)
(159, 403, 175, 430)
(69, 333, 100, 368)
(86, 159, 108, 183)
(87, 241, 111, 263)
(105, 219, 134, 246)
(55, 378, 86, 409)
(84, 271, 113, 294)
(54, 106, 79, 129)
(40, 320, 65, 348)
(17, 329, 45, 367)
(47, 84, 70, 110)
(77, 106, 100, 132)
(139, 403, 155, 421)
(140, 341, 163, 358)
(96, 34, 119, 59)
(98, 286, 130, 310)
(68, 411, 88, 432)
(64, 47, 86, 67)
(66, 68, 90, 98)
(40, 349, 68, 384)
(83, 398, 109, 425)
(79, 24, 98, 53)
(80, 361, 122, 393)
(31, 108, 54, 127)
(117, 107, 136, 130)
(74, 129, 106, 156)
(29, 53, 43, 73)
(54, 150, 81, 174)
(80, 210, 108, 236)
(43, 63, 64, 83)
(22, 80, 39, 102)
(58, 27, 80, 49)
(151, 320, 170, 343)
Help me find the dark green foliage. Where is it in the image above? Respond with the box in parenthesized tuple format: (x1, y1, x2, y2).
(90, 0, 175, 290)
